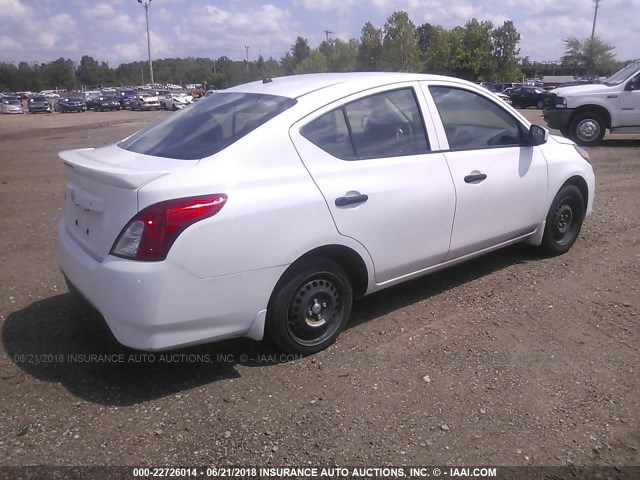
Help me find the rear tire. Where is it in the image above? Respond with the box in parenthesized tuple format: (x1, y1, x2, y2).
(266, 257, 353, 355)
(541, 185, 585, 256)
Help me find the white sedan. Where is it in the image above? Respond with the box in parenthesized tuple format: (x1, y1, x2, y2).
(162, 93, 193, 110)
(58, 73, 595, 354)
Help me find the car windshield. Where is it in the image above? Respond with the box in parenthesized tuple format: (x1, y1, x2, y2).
(29, 96, 47, 102)
(3, 97, 20, 104)
(119, 92, 296, 160)
(603, 61, 640, 86)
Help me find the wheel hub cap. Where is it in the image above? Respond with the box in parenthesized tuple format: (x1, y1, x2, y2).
(552, 203, 574, 243)
(307, 299, 327, 327)
(287, 277, 341, 346)
(577, 119, 599, 141)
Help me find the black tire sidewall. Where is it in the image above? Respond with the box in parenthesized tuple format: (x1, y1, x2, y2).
(570, 112, 605, 146)
(266, 257, 353, 355)
(542, 185, 585, 255)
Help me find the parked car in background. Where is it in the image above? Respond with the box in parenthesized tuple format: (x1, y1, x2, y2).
(130, 94, 161, 111)
(478, 81, 496, 92)
(116, 88, 137, 108)
(1, 95, 24, 114)
(495, 92, 511, 104)
(93, 96, 121, 111)
(84, 91, 103, 110)
(58, 72, 594, 355)
(55, 97, 84, 113)
(163, 92, 193, 110)
(507, 86, 547, 109)
(16, 91, 32, 100)
(27, 95, 51, 113)
(204, 90, 217, 97)
(39, 90, 60, 99)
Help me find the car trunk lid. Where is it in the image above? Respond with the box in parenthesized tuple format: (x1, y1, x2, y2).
(60, 144, 197, 261)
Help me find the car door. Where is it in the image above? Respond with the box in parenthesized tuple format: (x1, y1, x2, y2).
(289, 84, 456, 284)
(508, 87, 522, 106)
(619, 74, 640, 126)
(422, 82, 548, 260)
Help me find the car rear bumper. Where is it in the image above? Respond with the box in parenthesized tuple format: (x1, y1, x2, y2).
(58, 220, 285, 350)
(543, 108, 574, 130)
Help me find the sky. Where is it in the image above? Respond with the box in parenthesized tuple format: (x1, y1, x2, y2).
(0, 0, 638, 67)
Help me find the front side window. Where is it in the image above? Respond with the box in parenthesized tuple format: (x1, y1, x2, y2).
(301, 88, 430, 160)
(119, 93, 296, 160)
(429, 86, 523, 150)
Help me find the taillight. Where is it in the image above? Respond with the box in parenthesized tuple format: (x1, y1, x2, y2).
(111, 194, 227, 261)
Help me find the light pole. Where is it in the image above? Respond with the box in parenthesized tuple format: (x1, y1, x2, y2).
(245, 45, 249, 72)
(137, 0, 154, 87)
(591, 0, 603, 39)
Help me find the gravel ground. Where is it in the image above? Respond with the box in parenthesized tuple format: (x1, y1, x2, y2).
(0, 108, 638, 470)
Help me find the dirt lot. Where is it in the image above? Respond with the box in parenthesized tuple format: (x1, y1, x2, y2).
(0, 107, 638, 470)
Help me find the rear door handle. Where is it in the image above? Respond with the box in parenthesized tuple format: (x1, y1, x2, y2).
(464, 173, 487, 183)
(335, 194, 368, 207)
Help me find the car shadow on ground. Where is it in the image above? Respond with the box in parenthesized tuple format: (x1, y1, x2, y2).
(346, 244, 543, 330)
(2, 244, 543, 406)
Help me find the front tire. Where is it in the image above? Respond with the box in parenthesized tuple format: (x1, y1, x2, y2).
(541, 185, 585, 256)
(570, 112, 606, 146)
(266, 257, 353, 355)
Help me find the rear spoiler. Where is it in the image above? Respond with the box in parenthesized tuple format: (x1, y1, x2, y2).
(59, 148, 169, 189)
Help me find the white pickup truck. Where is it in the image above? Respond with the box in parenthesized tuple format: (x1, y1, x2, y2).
(543, 61, 640, 146)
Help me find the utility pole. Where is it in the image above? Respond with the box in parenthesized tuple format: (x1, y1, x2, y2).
(591, 0, 602, 39)
(324, 30, 334, 41)
(245, 45, 249, 72)
(137, 0, 154, 87)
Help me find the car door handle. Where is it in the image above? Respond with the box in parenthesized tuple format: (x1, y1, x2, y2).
(335, 194, 368, 207)
(464, 173, 487, 183)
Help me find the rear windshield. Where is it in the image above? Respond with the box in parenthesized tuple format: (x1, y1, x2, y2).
(119, 92, 296, 160)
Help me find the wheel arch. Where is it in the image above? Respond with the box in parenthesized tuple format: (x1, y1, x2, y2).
(560, 175, 589, 209)
(274, 244, 370, 299)
(570, 104, 612, 129)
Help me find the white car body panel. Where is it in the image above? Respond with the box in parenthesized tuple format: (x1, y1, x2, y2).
(289, 82, 456, 283)
(58, 72, 595, 350)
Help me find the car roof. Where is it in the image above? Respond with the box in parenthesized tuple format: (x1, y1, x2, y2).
(223, 72, 466, 99)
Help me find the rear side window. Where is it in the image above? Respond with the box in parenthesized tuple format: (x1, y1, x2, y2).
(119, 93, 296, 160)
(429, 86, 523, 150)
(301, 88, 430, 160)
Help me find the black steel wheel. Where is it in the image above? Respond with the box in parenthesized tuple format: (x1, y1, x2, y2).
(541, 184, 585, 255)
(267, 257, 353, 354)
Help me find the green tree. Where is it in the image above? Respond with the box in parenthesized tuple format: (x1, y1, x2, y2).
(291, 37, 311, 65)
(296, 50, 329, 74)
(40, 58, 76, 90)
(562, 36, 616, 76)
(381, 11, 420, 72)
(455, 18, 495, 80)
(492, 20, 521, 81)
(422, 25, 463, 76)
(358, 21, 383, 70)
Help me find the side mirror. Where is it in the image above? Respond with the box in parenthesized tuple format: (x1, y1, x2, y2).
(528, 124, 549, 146)
(625, 80, 635, 91)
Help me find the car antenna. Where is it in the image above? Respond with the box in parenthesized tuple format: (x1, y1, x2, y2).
(262, 77, 273, 84)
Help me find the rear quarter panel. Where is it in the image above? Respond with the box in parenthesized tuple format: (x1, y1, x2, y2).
(137, 115, 375, 282)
